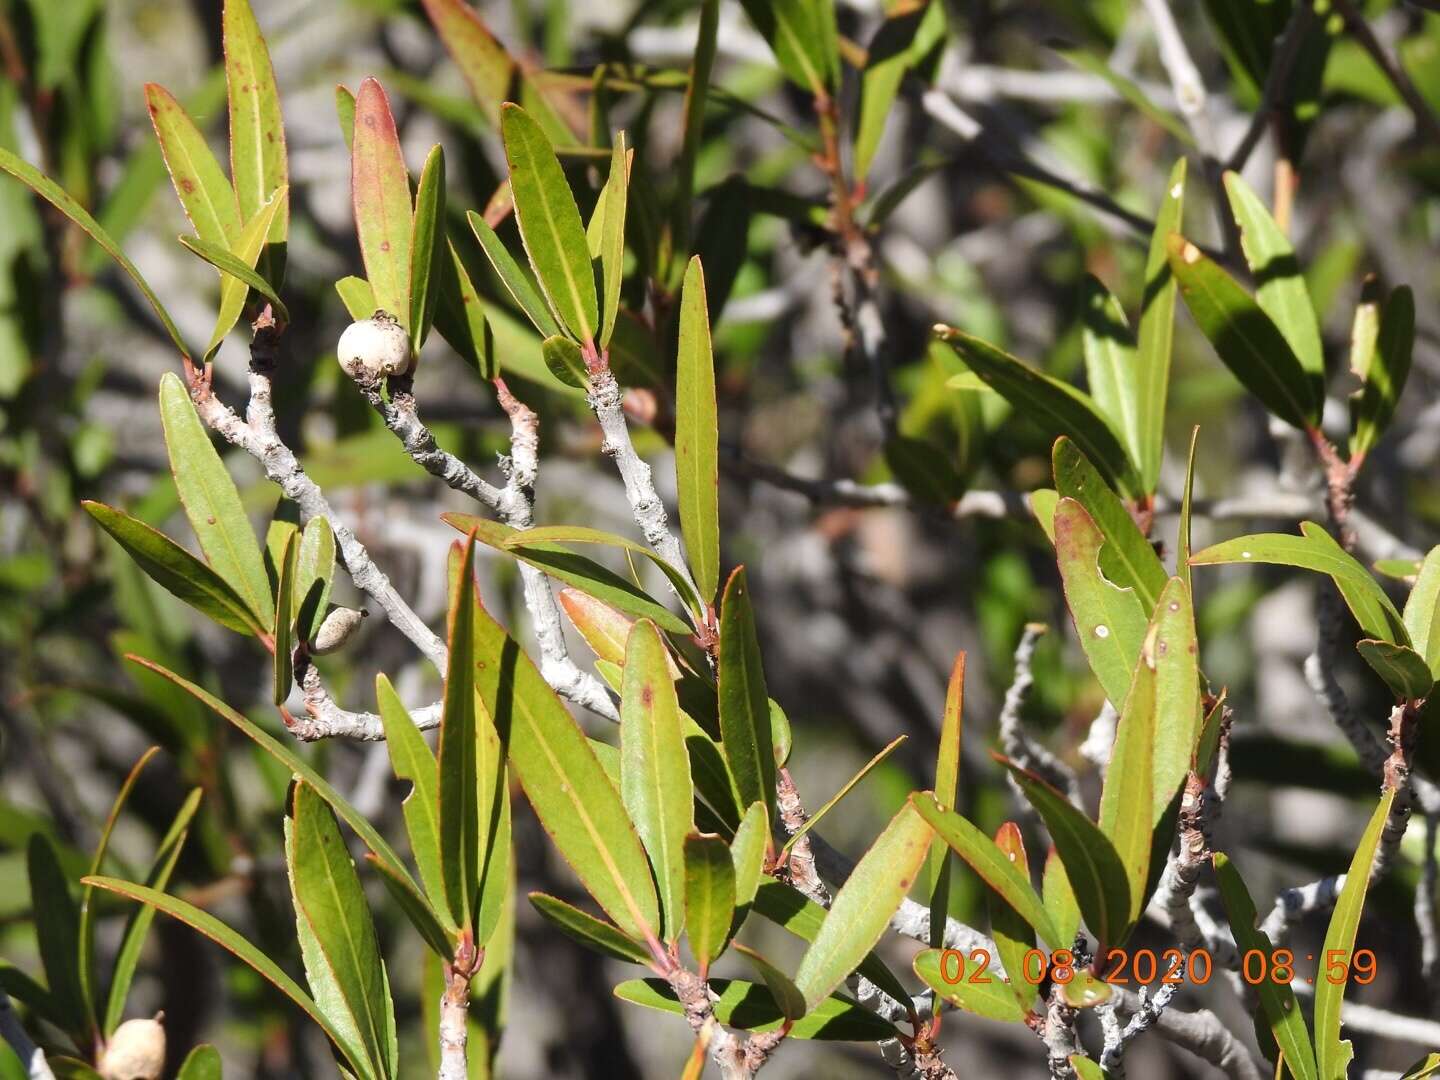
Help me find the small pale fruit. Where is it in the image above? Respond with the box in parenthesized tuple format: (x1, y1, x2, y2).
(337, 311, 410, 380)
(310, 606, 368, 654)
(99, 1016, 166, 1080)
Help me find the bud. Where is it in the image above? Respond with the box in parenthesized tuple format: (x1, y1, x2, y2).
(99, 1016, 166, 1080)
(337, 311, 410, 381)
(310, 606, 368, 654)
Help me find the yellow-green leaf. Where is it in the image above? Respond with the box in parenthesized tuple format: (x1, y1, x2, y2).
(675, 256, 720, 603)
(467, 210, 562, 339)
(178, 235, 288, 323)
(1098, 624, 1156, 930)
(223, 0, 288, 282)
(204, 187, 286, 360)
(440, 537, 483, 931)
(684, 831, 734, 969)
(408, 146, 446, 352)
(1405, 546, 1440, 678)
(732, 943, 805, 1021)
(145, 82, 241, 247)
(528, 892, 650, 964)
(596, 137, 629, 349)
(738, 0, 840, 93)
(718, 566, 776, 826)
(913, 948, 1028, 1024)
(1356, 640, 1434, 699)
(927, 653, 964, 947)
(1135, 158, 1186, 492)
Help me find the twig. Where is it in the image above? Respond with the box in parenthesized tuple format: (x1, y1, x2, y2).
(998, 624, 1081, 803)
(1289, 985, 1440, 1048)
(1110, 987, 1264, 1080)
(1259, 875, 1346, 944)
(287, 658, 442, 741)
(0, 991, 54, 1080)
(1418, 814, 1440, 991)
(1100, 983, 1181, 1079)
(1225, 1, 1315, 172)
(1333, 0, 1440, 148)
(439, 938, 480, 1080)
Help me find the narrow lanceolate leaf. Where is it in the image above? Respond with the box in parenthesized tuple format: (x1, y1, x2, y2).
(335, 84, 356, 150)
(159, 371, 273, 626)
(1350, 285, 1415, 462)
(684, 832, 735, 970)
(1178, 426, 1199, 593)
(145, 83, 241, 247)
(793, 802, 933, 1010)
(272, 532, 298, 704)
(471, 598, 660, 942)
(178, 236, 288, 323)
(781, 735, 906, 858)
(596, 137, 629, 349)
(1405, 546, 1440, 678)
(927, 653, 965, 947)
(1167, 233, 1317, 431)
(367, 849, 452, 960)
(85, 876, 371, 1080)
(224, 0, 289, 257)
(1054, 49, 1193, 144)
(1212, 853, 1318, 1080)
(1054, 497, 1149, 708)
(376, 675, 450, 933)
(0, 147, 190, 360)
(938, 327, 1142, 498)
(1224, 171, 1324, 392)
(528, 893, 650, 965)
(204, 188, 286, 360)
(1357, 640, 1434, 699)
(912, 792, 1062, 948)
(1146, 578, 1201, 821)
(621, 620, 693, 943)
(335, 276, 375, 321)
(408, 146, 446, 352)
(988, 823, 1039, 1013)
(615, 978, 898, 1042)
(502, 525, 701, 620)
(500, 104, 597, 343)
(288, 783, 397, 1080)
(854, 2, 945, 182)
(85, 502, 262, 636)
(440, 537, 482, 931)
(913, 949, 1029, 1024)
(1191, 523, 1408, 645)
(467, 211, 561, 338)
(730, 802, 769, 915)
(295, 516, 335, 643)
(1135, 158, 1186, 492)
(28, 835, 86, 1038)
(1054, 438, 1167, 611)
(671, 0, 718, 261)
(738, 0, 839, 94)
(1097, 631, 1156, 929)
(1316, 790, 1396, 1080)
(352, 78, 412, 327)
(732, 944, 805, 1021)
(718, 567, 776, 825)
(434, 240, 495, 380)
(175, 1046, 220, 1080)
(1003, 761, 1130, 954)
(1043, 847, 1081, 948)
(675, 256, 721, 603)
(1081, 276, 1142, 473)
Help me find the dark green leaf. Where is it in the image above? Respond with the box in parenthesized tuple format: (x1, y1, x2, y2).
(434, 239, 496, 380)
(542, 334, 587, 388)
(178, 235, 288, 323)
(732, 943, 805, 1021)
(1356, 640, 1434, 699)
(615, 978, 898, 1041)
(1350, 285, 1414, 462)
(529, 893, 651, 964)
(28, 835, 86, 1038)
(408, 146, 446, 350)
(272, 532, 297, 704)
(683, 832, 734, 969)
(718, 567, 776, 825)
(175, 1045, 220, 1080)
(737, 0, 839, 93)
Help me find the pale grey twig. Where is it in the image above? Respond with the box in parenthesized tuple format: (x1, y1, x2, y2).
(1418, 814, 1440, 990)
(998, 624, 1081, 803)
(1101, 982, 1181, 1079)
(1259, 875, 1345, 944)
(1289, 985, 1440, 1048)
(1110, 987, 1263, 1080)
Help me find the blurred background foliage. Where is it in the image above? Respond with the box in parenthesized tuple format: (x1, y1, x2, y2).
(1, 0, 1439, 1076)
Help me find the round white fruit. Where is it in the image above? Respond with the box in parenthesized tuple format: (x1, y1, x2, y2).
(337, 312, 410, 380)
(99, 1017, 166, 1080)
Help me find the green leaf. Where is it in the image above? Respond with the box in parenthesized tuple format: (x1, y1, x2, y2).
(615, 978, 899, 1041)
(175, 1045, 220, 1080)
(987, 822, 1039, 1014)
(467, 211, 561, 338)
(938, 327, 1141, 497)
(855, 2, 945, 181)
(1042, 847, 1081, 948)
(335, 276, 375, 321)
(621, 620, 694, 943)
(28, 835, 86, 1038)
(1350, 285, 1414, 462)
(1145, 577, 1201, 821)
(683, 832, 735, 969)
(376, 674, 450, 933)
(144, 83, 241, 247)
(541, 334, 587, 388)
(732, 944, 806, 1021)
(670, 0, 718, 263)
(500, 104, 597, 344)
(911, 792, 1062, 948)
(1031, 489, 1059, 542)
(730, 802, 769, 916)
(103, 789, 200, 1037)
(126, 656, 419, 891)
(884, 435, 964, 506)
(1003, 761, 1129, 954)
(1356, 640, 1434, 699)
(738, 0, 839, 93)
(675, 256, 721, 604)
(927, 653, 965, 947)
(1315, 790, 1395, 1080)
(352, 78, 412, 328)
(1177, 425, 1199, 593)
(85, 502, 262, 636)
(295, 516, 335, 644)
(718, 566, 777, 826)
(1167, 233, 1317, 431)
(1054, 497, 1149, 707)
(1080, 276, 1142, 475)
(86, 876, 370, 1079)
(528, 893, 651, 964)
(1212, 853, 1318, 1080)
(224, 0, 289, 277)
(159, 371, 274, 626)
(1055, 48, 1194, 144)
(365, 852, 451, 959)
(595, 136, 629, 349)
(1191, 523, 1408, 645)
(408, 145, 446, 351)
(288, 783, 397, 1080)
(1224, 171, 1324, 392)
(912, 948, 1029, 1023)
(440, 537, 483, 931)
(0, 147, 191, 360)
(1134, 156, 1185, 490)
(1070, 1055, 1105, 1080)
(1098, 627, 1156, 929)
(1401, 1052, 1440, 1080)
(335, 85, 356, 150)
(204, 188, 286, 360)
(178, 235, 288, 323)
(272, 532, 298, 704)
(434, 239, 496, 380)
(1405, 546, 1440, 678)
(441, 514, 690, 634)
(1053, 437, 1167, 611)
(780, 735, 906, 859)
(471, 596, 660, 942)
(793, 801, 933, 1010)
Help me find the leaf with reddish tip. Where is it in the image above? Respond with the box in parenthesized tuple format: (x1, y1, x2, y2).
(224, 0, 288, 282)
(351, 78, 412, 329)
(145, 82, 242, 247)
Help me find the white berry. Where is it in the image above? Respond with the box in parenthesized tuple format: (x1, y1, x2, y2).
(99, 1016, 166, 1080)
(337, 311, 411, 380)
(310, 606, 368, 654)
